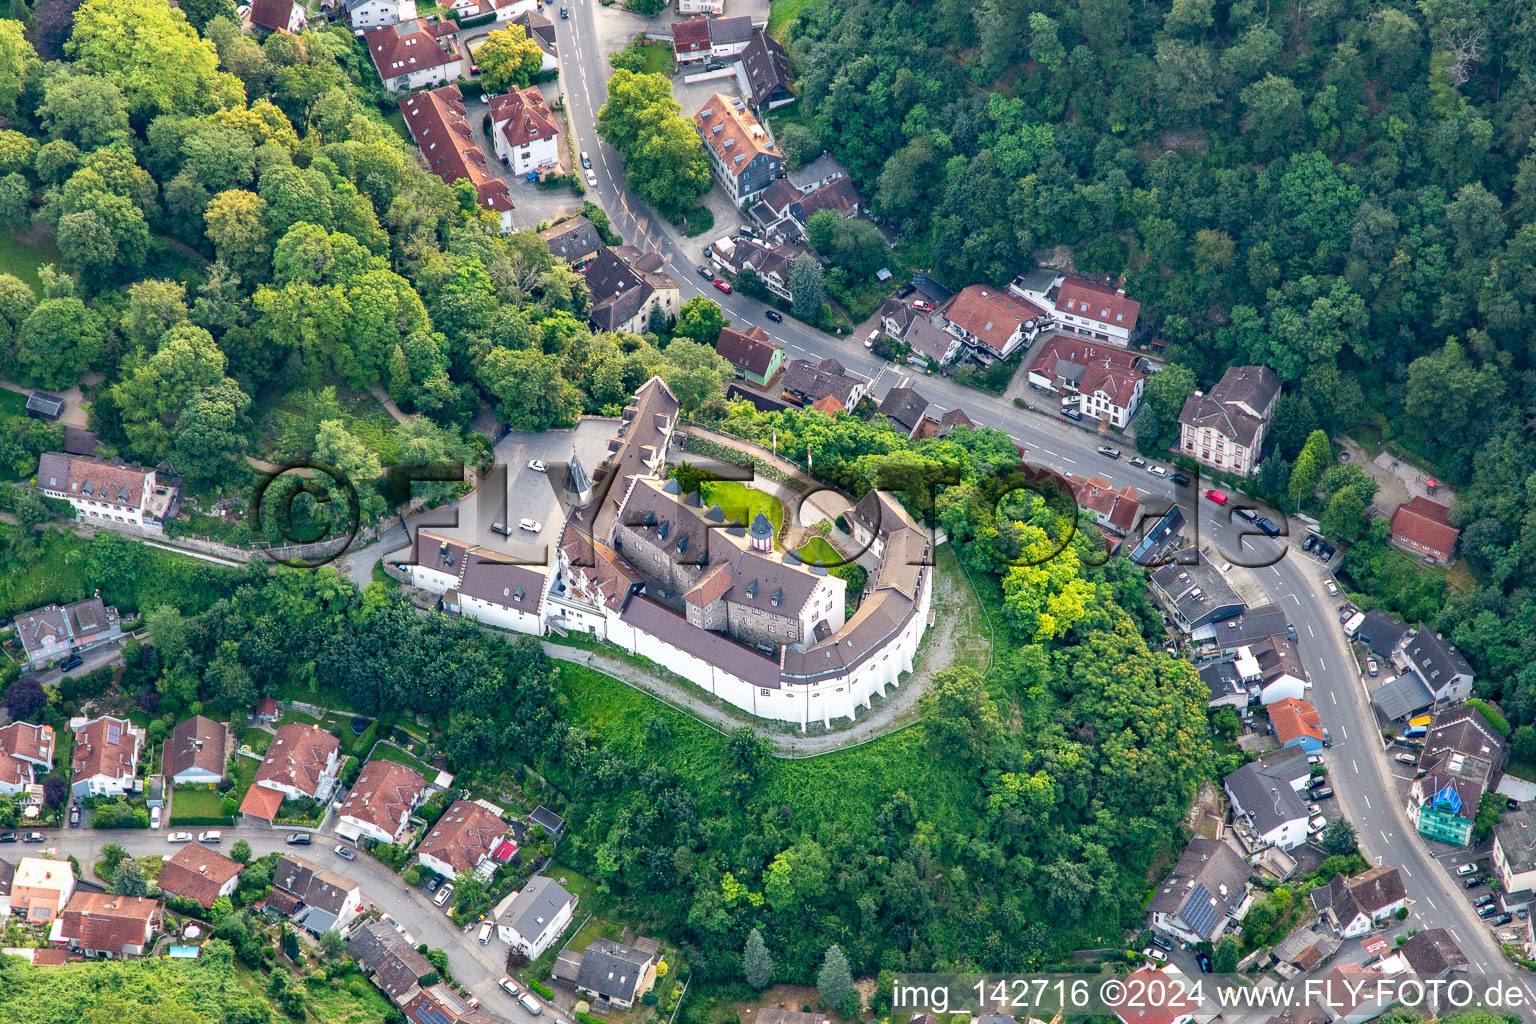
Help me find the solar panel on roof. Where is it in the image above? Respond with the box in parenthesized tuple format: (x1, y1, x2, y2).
(106, 724, 121, 745)
(1179, 882, 1221, 938)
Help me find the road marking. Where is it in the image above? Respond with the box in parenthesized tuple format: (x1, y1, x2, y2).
(737, 318, 755, 327)
(1291, 593, 1300, 605)
(1426, 896, 1436, 910)
(1341, 725, 1347, 740)
(1320, 658, 1326, 670)
(1331, 691, 1336, 704)
(1308, 623, 1314, 637)
(1364, 793, 1372, 809)
(1402, 864, 1411, 878)
(1450, 928, 1460, 942)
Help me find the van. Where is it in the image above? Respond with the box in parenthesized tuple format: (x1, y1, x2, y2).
(1343, 611, 1365, 638)
(150, 806, 162, 829)
(478, 921, 494, 945)
(519, 994, 542, 1016)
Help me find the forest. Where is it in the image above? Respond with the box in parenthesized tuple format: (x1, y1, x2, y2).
(776, 0, 1536, 729)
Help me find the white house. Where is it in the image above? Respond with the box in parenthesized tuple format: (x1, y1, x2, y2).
(1223, 752, 1310, 852)
(1147, 838, 1253, 946)
(677, 0, 723, 12)
(238, 722, 341, 820)
(364, 18, 463, 94)
(0, 722, 55, 797)
(1233, 636, 1307, 705)
(346, 0, 418, 30)
(489, 87, 561, 175)
(246, 0, 307, 34)
(399, 530, 549, 636)
(1311, 867, 1407, 937)
(1025, 334, 1149, 428)
(36, 452, 176, 532)
(337, 760, 429, 845)
(271, 856, 364, 935)
(1010, 269, 1142, 346)
(69, 716, 143, 798)
(939, 285, 1051, 363)
(1178, 366, 1281, 478)
(417, 799, 508, 880)
(445, 0, 525, 20)
(496, 875, 576, 956)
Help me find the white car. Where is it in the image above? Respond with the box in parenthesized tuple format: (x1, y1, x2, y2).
(519, 517, 542, 533)
(1140, 947, 1168, 962)
(434, 883, 455, 907)
(167, 832, 194, 843)
(1325, 579, 1339, 596)
(197, 830, 221, 843)
(1148, 465, 1168, 476)
(585, 170, 598, 188)
(500, 978, 521, 997)
(1308, 816, 1327, 834)
(150, 806, 162, 829)
(528, 459, 547, 473)
(1457, 863, 1479, 877)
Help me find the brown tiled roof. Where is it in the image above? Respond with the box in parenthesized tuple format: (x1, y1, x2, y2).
(349, 918, 433, 1003)
(741, 31, 792, 107)
(418, 799, 506, 876)
(399, 85, 514, 215)
(912, 407, 974, 440)
(1349, 866, 1405, 914)
(683, 564, 733, 608)
(620, 596, 782, 688)
(1269, 698, 1323, 746)
(272, 855, 358, 914)
(511, 9, 557, 56)
(0, 721, 55, 768)
(941, 286, 1047, 354)
(808, 395, 844, 415)
(71, 716, 138, 785)
(249, 0, 295, 30)
(559, 523, 641, 612)
(491, 86, 559, 148)
(58, 892, 160, 954)
(539, 216, 604, 264)
(671, 15, 709, 53)
(1067, 474, 1141, 535)
(1398, 928, 1468, 976)
(1031, 334, 1149, 409)
(715, 325, 780, 378)
(1055, 275, 1140, 331)
(694, 93, 780, 165)
(164, 715, 226, 780)
(254, 723, 339, 797)
(585, 376, 679, 542)
(1391, 497, 1459, 558)
(36, 453, 150, 509)
(789, 176, 860, 225)
(782, 357, 862, 407)
(157, 843, 244, 909)
(239, 783, 285, 820)
(366, 18, 460, 78)
(1178, 365, 1282, 447)
(876, 386, 929, 432)
(340, 760, 428, 837)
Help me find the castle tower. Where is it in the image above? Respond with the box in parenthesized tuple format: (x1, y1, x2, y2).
(748, 511, 773, 552)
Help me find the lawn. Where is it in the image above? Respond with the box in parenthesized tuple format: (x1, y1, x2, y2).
(767, 0, 820, 40)
(0, 227, 61, 296)
(698, 480, 784, 539)
(0, 391, 29, 417)
(368, 741, 435, 776)
(793, 535, 845, 567)
(169, 787, 231, 824)
(382, 109, 412, 143)
(273, 709, 321, 729)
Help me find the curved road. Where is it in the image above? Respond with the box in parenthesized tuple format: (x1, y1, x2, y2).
(545, 4, 1528, 992)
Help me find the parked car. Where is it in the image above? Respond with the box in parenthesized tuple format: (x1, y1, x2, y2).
(520, 518, 543, 533)
(1205, 489, 1228, 504)
(1475, 894, 1497, 907)
(1457, 863, 1480, 876)
(478, 921, 494, 944)
(1478, 903, 1499, 918)
(1097, 446, 1121, 459)
(585, 170, 597, 188)
(1463, 874, 1485, 888)
(426, 876, 442, 893)
(1395, 753, 1418, 765)
(434, 883, 454, 907)
(0, 832, 16, 843)
(1233, 507, 1258, 523)
(704, 60, 724, 70)
(1255, 516, 1281, 536)
(1491, 913, 1514, 927)
(866, 329, 879, 348)
(22, 832, 45, 843)
(580, 151, 591, 169)
(1325, 579, 1339, 596)
(1319, 543, 1336, 561)
(151, 806, 161, 829)
(1312, 786, 1334, 799)
(1195, 953, 1213, 974)
(519, 994, 543, 1016)
(1171, 473, 1191, 486)
(524, 171, 539, 183)
(1367, 658, 1379, 677)
(60, 654, 83, 672)
(69, 805, 80, 828)
(1307, 774, 1329, 789)
(1308, 816, 1327, 834)
(697, 264, 713, 279)
(912, 300, 932, 312)
(1308, 802, 1321, 815)
(1303, 534, 1318, 552)
(197, 830, 221, 843)
(764, 309, 783, 322)
(167, 832, 194, 843)
(1061, 408, 1083, 421)
(712, 278, 732, 294)
(1151, 935, 1173, 952)
(1129, 456, 1147, 468)
(335, 844, 357, 861)
(1308, 754, 1325, 765)
(895, 284, 916, 298)
(500, 978, 521, 997)
(1148, 465, 1168, 477)
(1140, 947, 1168, 962)
(285, 833, 312, 846)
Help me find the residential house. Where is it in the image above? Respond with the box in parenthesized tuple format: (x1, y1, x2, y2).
(445, 0, 522, 20)
(0, 722, 54, 797)
(879, 299, 963, 367)
(1270, 926, 1340, 975)
(704, 14, 753, 58)
(496, 875, 577, 957)
(876, 386, 930, 436)
(157, 843, 244, 910)
(716, 325, 784, 388)
(269, 855, 363, 934)
(709, 236, 797, 301)
(1200, 661, 1248, 709)
(349, 918, 436, 1004)
(16, 596, 122, 668)
(404, 983, 505, 1024)
(417, 799, 507, 880)
(1390, 497, 1459, 564)
(808, 394, 844, 415)
(584, 245, 681, 334)
(70, 715, 142, 798)
(1147, 838, 1253, 945)
(337, 759, 429, 845)
(574, 938, 658, 1010)
(1232, 635, 1307, 705)
(247, 0, 307, 33)
(939, 285, 1050, 364)
(1106, 966, 1199, 1024)
(239, 722, 340, 820)
(365, 18, 463, 94)
(846, 489, 920, 562)
(694, 94, 782, 204)
(1065, 475, 1141, 538)
(1492, 808, 1536, 893)
(671, 16, 710, 62)
(1370, 672, 1435, 724)
(1407, 707, 1505, 847)
(165, 715, 227, 786)
(0, 859, 11, 919)
(36, 452, 177, 531)
(1009, 269, 1143, 346)
(539, 216, 604, 266)
(346, 0, 418, 29)
(529, 805, 565, 835)
(1354, 610, 1409, 660)
(1385, 929, 1468, 1014)
(1395, 626, 1474, 703)
(506, 9, 559, 72)
(748, 175, 862, 243)
(399, 85, 515, 231)
(740, 31, 793, 112)
(1269, 697, 1325, 752)
(1148, 549, 1244, 633)
(677, 0, 722, 11)
(781, 357, 866, 410)
(1313, 964, 1398, 1024)
(10, 857, 74, 923)
(1224, 749, 1311, 852)
(399, 529, 549, 635)
(1026, 335, 1151, 428)
(1177, 366, 1282, 478)
(490, 86, 560, 175)
(1195, 604, 1293, 651)
(911, 407, 975, 440)
(51, 892, 161, 959)
(1310, 867, 1407, 937)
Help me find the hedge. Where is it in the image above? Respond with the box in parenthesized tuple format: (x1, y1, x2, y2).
(167, 814, 234, 827)
(1465, 698, 1511, 736)
(528, 979, 554, 1000)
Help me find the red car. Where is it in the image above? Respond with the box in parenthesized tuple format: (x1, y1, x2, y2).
(712, 278, 732, 294)
(1204, 489, 1228, 504)
(912, 299, 933, 312)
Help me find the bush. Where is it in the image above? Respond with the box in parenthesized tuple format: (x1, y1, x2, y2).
(528, 979, 554, 1000)
(1465, 698, 1511, 736)
(92, 800, 150, 829)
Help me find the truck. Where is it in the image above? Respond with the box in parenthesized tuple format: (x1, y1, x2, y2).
(1343, 611, 1366, 638)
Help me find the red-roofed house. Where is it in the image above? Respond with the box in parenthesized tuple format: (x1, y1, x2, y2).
(939, 285, 1050, 363)
(0, 721, 54, 797)
(489, 86, 560, 176)
(247, 0, 307, 33)
(1027, 335, 1151, 428)
(157, 843, 244, 909)
(400, 85, 515, 232)
(715, 326, 783, 388)
(1067, 475, 1142, 538)
(70, 716, 142, 798)
(417, 799, 507, 879)
(1011, 269, 1141, 346)
(51, 892, 162, 959)
(337, 760, 428, 844)
(1107, 966, 1200, 1024)
(365, 17, 463, 94)
(239, 783, 286, 821)
(1270, 698, 1325, 753)
(241, 723, 340, 820)
(671, 16, 710, 61)
(1390, 497, 1459, 565)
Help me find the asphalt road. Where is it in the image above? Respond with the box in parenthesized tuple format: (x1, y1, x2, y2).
(32, 827, 548, 1024)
